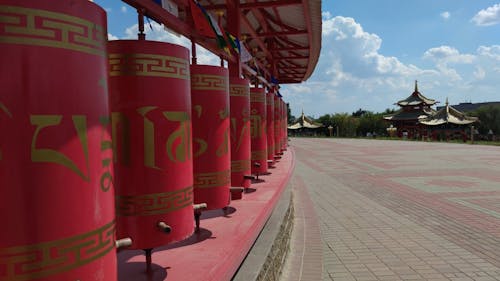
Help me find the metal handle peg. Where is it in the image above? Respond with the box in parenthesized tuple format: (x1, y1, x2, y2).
(115, 238, 132, 249)
(157, 221, 172, 234)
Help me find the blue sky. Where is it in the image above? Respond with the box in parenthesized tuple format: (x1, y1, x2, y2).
(95, 0, 500, 118)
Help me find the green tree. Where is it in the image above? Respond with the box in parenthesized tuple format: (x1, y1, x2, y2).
(332, 113, 359, 137)
(472, 105, 500, 135)
(286, 103, 295, 125)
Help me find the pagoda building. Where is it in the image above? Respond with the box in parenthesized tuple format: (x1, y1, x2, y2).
(420, 98, 478, 141)
(384, 81, 437, 139)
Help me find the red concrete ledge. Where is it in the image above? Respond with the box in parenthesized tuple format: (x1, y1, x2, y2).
(118, 148, 295, 281)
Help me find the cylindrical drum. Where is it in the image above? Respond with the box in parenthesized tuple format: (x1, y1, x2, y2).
(0, 2, 116, 281)
(282, 100, 288, 151)
(283, 101, 288, 150)
(191, 65, 230, 210)
(266, 91, 275, 163)
(274, 95, 281, 154)
(109, 40, 194, 250)
(229, 77, 251, 196)
(250, 87, 268, 174)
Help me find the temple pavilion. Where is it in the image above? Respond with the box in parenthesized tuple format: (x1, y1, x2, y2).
(384, 81, 436, 139)
(384, 81, 478, 140)
(420, 98, 478, 141)
(288, 110, 323, 136)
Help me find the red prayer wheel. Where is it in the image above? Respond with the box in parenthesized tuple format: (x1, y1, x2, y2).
(274, 95, 281, 154)
(283, 101, 288, 150)
(191, 65, 230, 210)
(0, 1, 116, 280)
(108, 40, 194, 250)
(266, 91, 275, 163)
(250, 87, 268, 174)
(229, 77, 251, 197)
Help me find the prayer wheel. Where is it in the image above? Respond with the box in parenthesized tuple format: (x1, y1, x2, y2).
(250, 87, 268, 174)
(266, 90, 275, 164)
(0, 1, 117, 280)
(108, 40, 194, 250)
(191, 65, 230, 210)
(229, 77, 251, 198)
(274, 95, 281, 154)
(282, 100, 288, 150)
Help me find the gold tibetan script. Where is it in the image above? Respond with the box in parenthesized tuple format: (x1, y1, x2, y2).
(30, 115, 90, 181)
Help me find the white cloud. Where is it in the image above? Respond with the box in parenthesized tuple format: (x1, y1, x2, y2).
(121, 6, 127, 13)
(108, 33, 118, 40)
(423, 46, 475, 64)
(283, 14, 500, 117)
(477, 45, 500, 60)
(473, 67, 486, 80)
(472, 3, 500, 26)
(440, 11, 450, 20)
(123, 22, 220, 66)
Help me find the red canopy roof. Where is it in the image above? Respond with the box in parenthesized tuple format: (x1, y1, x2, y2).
(121, 0, 322, 84)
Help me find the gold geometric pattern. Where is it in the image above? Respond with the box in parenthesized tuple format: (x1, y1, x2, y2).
(229, 84, 249, 97)
(115, 185, 193, 216)
(251, 149, 267, 160)
(0, 5, 105, 56)
(0, 220, 115, 281)
(194, 170, 230, 189)
(191, 74, 227, 91)
(231, 159, 251, 173)
(108, 53, 189, 79)
(250, 92, 266, 103)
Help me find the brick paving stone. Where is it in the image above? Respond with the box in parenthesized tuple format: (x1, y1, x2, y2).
(282, 138, 500, 281)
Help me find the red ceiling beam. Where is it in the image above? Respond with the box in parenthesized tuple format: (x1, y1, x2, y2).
(240, 0, 301, 9)
(253, 30, 308, 38)
(122, 0, 234, 62)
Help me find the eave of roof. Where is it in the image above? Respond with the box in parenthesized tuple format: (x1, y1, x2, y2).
(121, 0, 322, 84)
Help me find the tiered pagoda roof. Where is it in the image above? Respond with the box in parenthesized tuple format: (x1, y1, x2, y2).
(384, 81, 437, 122)
(420, 99, 478, 126)
(396, 81, 436, 106)
(383, 107, 436, 121)
(288, 110, 323, 129)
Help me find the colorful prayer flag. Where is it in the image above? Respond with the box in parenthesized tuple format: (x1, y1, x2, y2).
(189, 0, 216, 38)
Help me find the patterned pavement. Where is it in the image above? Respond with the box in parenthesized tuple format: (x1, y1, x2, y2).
(289, 138, 500, 281)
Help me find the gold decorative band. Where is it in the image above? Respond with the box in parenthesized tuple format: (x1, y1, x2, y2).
(231, 159, 250, 172)
(108, 53, 189, 79)
(230, 84, 249, 97)
(251, 149, 267, 160)
(191, 74, 228, 91)
(250, 93, 266, 103)
(0, 220, 115, 281)
(194, 170, 230, 189)
(116, 185, 193, 216)
(0, 5, 105, 56)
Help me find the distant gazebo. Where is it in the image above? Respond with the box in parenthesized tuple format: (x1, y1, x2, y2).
(420, 98, 478, 141)
(288, 110, 323, 136)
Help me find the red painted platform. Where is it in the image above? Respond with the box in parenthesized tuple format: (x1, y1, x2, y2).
(117, 149, 294, 281)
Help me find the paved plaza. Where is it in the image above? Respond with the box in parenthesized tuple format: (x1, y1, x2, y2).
(284, 138, 500, 281)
